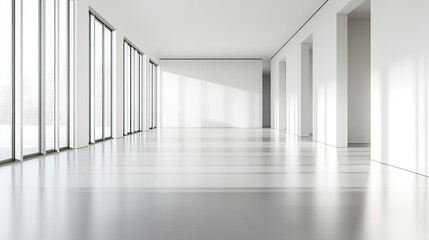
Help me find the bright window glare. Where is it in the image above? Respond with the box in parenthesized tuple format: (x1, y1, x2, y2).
(94, 20, 103, 140)
(90, 15, 113, 141)
(123, 43, 143, 135)
(0, 0, 13, 161)
(23, 0, 41, 155)
(46, 0, 55, 151)
(59, 0, 69, 148)
(104, 28, 112, 138)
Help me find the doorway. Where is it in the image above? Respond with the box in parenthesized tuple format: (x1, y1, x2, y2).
(301, 35, 313, 138)
(278, 60, 286, 130)
(347, 0, 371, 146)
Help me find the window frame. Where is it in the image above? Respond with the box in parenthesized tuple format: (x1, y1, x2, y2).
(89, 12, 114, 143)
(0, 0, 15, 164)
(123, 39, 144, 136)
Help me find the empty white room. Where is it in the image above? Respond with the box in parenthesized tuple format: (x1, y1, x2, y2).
(1, 0, 429, 239)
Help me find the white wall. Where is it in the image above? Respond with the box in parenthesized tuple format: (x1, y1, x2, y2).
(348, 19, 370, 143)
(270, 0, 367, 147)
(372, 0, 429, 176)
(270, 0, 429, 175)
(74, 0, 159, 148)
(159, 60, 262, 128)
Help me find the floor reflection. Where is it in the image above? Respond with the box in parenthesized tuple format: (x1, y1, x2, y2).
(0, 128, 428, 240)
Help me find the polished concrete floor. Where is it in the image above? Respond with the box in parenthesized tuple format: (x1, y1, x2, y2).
(0, 128, 428, 240)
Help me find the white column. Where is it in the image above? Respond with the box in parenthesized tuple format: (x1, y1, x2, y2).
(336, 14, 348, 147)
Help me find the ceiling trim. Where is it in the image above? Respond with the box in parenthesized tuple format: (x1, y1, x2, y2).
(270, 0, 329, 60)
(160, 58, 263, 61)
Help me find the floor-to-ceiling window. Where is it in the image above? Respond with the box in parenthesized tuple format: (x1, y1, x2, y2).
(149, 61, 157, 129)
(149, 61, 152, 129)
(0, 0, 73, 163)
(123, 41, 144, 135)
(90, 14, 113, 143)
(0, 0, 13, 163)
(59, 0, 70, 149)
(23, 0, 41, 156)
(104, 27, 112, 139)
(153, 62, 157, 128)
(134, 50, 141, 132)
(123, 43, 130, 134)
(44, 0, 72, 152)
(45, 0, 56, 151)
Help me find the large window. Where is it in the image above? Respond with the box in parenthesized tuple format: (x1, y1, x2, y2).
(44, 0, 72, 152)
(45, 0, 56, 151)
(90, 14, 113, 143)
(123, 41, 144, 135)
(0, 0, 74, 163)
(23, 0, 41, 156)
(0, 0, 13, 162)
(59, 0, 70, 148)
(149, 61, 158, 129)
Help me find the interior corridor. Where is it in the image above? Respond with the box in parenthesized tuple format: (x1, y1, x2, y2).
(0, 128, 428, 240)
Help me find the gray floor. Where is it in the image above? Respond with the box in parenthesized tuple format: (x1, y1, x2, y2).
(0, 128, 428, 240)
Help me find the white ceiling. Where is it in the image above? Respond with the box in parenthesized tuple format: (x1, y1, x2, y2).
(126, 0, 327, 59)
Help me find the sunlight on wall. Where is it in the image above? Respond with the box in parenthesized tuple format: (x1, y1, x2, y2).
(160, 61, 262, 128)
(373, 57, 428, 175)
(268, 0, 429, 176)
(286, 93, 299, 134)
(371, 0, 429, 176)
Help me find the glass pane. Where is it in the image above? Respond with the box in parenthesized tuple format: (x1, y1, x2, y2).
(23, 0, 40, 155)
(94, 20, 103, 140)
(0, 0, 13, 161)
(152, 63, 155, 128)
(140, 54, 144, 131)
(59, 0, 69, 148)
(104, 27, 112, 138)
(134, 52, 140, 131)
(90, 15, 95, 142)
(153, 65, 157, 127)
(123, 43, 130, 134)
(69, 0, 75, 144)
(70, 7, 75, 78)
(154, 64, 156, 127)
(45, 0, 55, 151)
(130, 49, 135, 133)
(149, 63, 152, 128)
